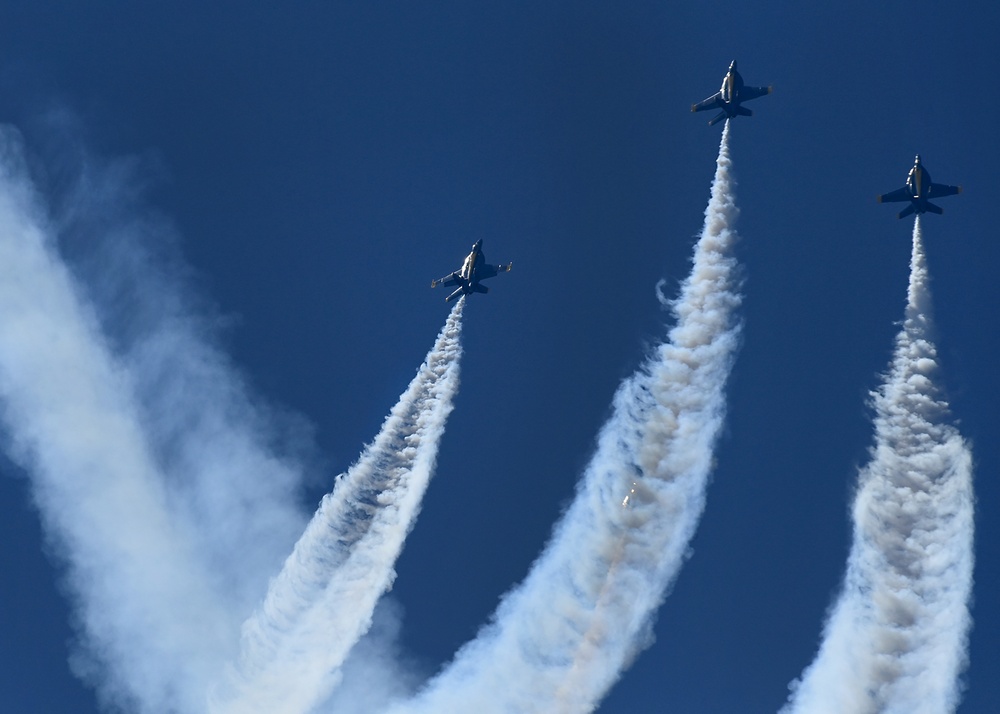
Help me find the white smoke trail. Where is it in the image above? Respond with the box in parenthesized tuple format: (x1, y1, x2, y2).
(214, 301, 464, 714)
(51, 142, 314, 618)
(389, 121, 743, 714)
(783, 216, 975, 714)
(0, 120, 452, 713)
(0, 129, 238, 712)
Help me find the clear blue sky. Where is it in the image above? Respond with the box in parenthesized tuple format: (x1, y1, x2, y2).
(0, 3, 996, 712)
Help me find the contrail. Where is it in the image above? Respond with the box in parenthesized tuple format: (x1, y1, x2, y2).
(783, 216, 975, 714)
(390, 121, 743, 714)
(214, 301, 465, 714)
(0, 129, 237, 712)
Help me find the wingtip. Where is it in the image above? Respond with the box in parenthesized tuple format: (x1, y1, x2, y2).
(876, 195, 883, 203)
(767, 85, 774, 94)
(690, 104, 697, 112)
(430, 280, 437, 288)
(958, 185, 964, 194)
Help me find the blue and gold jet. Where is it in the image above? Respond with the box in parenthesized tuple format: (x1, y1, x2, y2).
(431, 239, 512, 302)
(877, 155, 962, 219)
(691, 60, 772, 127)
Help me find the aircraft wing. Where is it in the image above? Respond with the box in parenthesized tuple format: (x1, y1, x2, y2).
(877, 187, 911, 204)
(478, 263, 499, 280)
(476, 262, 512, 281)
(431, 272, 461, 289)
(741, 85, 772, 102)
(927, 183, 962, 199)
(691, 93, 721, 113)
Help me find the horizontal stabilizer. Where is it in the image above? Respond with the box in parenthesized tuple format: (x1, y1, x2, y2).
(735, 106, 753, 117)
(445, 287, 464, 302)
(472, 284, 489, 294)
(925, 202, 944, 215)
(707, 111, 727, 126)
(897, 204, 916, 220)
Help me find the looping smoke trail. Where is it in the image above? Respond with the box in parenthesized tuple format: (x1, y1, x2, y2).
(0, 128, 234, 713)
(390, 121, 743, 714)
(783, 217, 975, 714)
(214, 301, 465, 714)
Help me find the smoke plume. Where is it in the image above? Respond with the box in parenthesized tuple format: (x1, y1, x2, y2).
(389, 122, 743, 714)
(214, 302, 464, 714)
(783, 216, 975, 714)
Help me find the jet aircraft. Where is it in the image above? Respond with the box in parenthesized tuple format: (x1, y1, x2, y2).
(691, 60, 772, 127)
(877, 155, 962, 219)
(431, 239, 512, 302)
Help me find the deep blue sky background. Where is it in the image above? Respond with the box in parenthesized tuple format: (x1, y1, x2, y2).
(0, 3, 996, 712)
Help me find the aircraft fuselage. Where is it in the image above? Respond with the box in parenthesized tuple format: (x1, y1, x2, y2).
(459, 242, 482, 282)
(907, 161, 928, 198)
(720, 66, 742, 105)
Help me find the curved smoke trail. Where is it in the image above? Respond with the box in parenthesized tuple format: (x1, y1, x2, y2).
(214, 301, 464, 714)
(783, 217, 975, 714)
(390, 122, 743, 714)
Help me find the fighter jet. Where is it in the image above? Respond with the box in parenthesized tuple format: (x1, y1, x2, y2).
(691, 60, 772, 127)
(431, 239, 512, 302)
(877, 155, 962, 219)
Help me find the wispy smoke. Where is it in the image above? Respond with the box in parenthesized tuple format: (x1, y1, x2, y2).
(0, 116, 469, 714)
(214, 302, 464, 714)
(389, 121, 743, 714)
(783, 216, 975, 714)
(50, 134, 314, 619)
(0, 127, 239, 713)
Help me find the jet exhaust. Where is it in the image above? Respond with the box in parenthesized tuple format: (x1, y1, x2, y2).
(387, 121, 744, 714)
(782, 217, 975, 714)
(212, 301, 465, 714)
